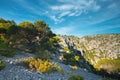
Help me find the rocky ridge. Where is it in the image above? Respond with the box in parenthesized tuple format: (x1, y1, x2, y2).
(58, 34, 120, 65)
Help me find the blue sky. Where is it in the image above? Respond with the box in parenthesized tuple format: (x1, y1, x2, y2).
(0, 0, 120, 37)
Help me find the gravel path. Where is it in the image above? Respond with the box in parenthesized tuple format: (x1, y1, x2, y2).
(0, 52, 102, 80)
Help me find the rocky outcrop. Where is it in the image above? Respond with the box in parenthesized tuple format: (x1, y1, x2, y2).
(57, 34, 120, 65)
(55, 34, 120, 79)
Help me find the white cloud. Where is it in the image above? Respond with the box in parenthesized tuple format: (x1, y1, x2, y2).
(51, 5, 74, 11)
(59, 11, 71, 18)
(49, 15, 64, 24)
(12, 0, 101, 24)
(49, 0, 101, 24)
(53, 26, 74, 35)
(92, 4, 101, 11)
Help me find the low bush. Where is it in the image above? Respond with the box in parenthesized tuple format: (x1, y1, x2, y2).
(0, 49, 16, 57)
(21, 58, 64, 74)
(94, 58, 120, 74)
(0, 60, 5, 70)
(68, 75, 84, 80)
(35, 50, 51, 60)
(0, 40, 16, 57)
(63, 52, 80, 66)
(64, 47, 71, 53)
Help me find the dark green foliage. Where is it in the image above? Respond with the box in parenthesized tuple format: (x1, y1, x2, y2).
(35, 50, 51, 60)
(68, 75, 84, 80)
(41, 36, 59, 51)
(7, 25, 19, 35)
(0, 40, 16, 57)
(0, 28, 7, 33)
(0, 48, 16, 57)
(63, 53, 80, 66)
(34, 20, 48, 30)
(0, 60, 5, 70)
(0, 18, 55, 53)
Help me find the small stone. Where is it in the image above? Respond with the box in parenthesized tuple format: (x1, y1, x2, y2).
(10, 61, 13, 64)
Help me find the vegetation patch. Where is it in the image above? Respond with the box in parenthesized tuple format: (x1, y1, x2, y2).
(0, 60, 5, 70)
(35, 50, 51, 60)
(21, 58, 64, 74)
(94, 58, 120, 74)
(68, 75, 84, 80)
(0, 40, 16, 57)
(63, 52, 80, 66)
(0, 18, 55, 53)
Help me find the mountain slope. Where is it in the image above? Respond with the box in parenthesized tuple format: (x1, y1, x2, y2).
(0, 52, 102, 80)
(55, 34, 120, 79)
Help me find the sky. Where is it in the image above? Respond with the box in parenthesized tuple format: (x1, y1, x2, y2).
(0, 0, 120, 37)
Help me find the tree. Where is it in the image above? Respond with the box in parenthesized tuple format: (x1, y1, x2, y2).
(0, 18, 6, 23)
(7, 20, 16, 25)
(18, 21, 34, 29)
(0, 18, 55, 52)
(34, 20, 55, 50)
(7, 25, 19, 35)
(34, 20, 53, 38)
(0, 18, 16, 30)
(34, 20, 46, 28)
(34, 20, 50, 32)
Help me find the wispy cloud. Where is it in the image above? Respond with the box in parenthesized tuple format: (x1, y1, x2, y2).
(11, 0, 119, 27)
(12, 0, 47, 16)
(49, 0, 101, 23)
(52, 26, 74, 35)
(12, 0, 101, 24)
(51, 4, 74, 11)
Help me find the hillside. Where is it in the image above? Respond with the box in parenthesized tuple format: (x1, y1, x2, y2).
(58, 34, 120, 63)
(55, 34, 120, 79)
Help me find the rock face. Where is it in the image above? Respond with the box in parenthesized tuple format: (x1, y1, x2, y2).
(54, 36, 94, 71)
(57, 34, 120, 65)
(55, 34, 120, 79)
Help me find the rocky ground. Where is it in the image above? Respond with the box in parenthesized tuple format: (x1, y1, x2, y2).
(0, 52, 102, 80)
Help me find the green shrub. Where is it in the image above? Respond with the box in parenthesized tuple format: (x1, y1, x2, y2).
(35, 50, 51, 60)
(94, 58, 120, 74)
(0, 41, 16, 57)
(0, 49, 16, 57)
(63, 52, 80, 66)
(64, 47, 71, 53)
(0, 18, 55, 53)
(68, 75, 84, 80)
(0, 60, 5, 70)
(21, 58, 64, 74)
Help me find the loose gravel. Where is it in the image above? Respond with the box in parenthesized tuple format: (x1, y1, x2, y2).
(0, 52, 102, 80)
